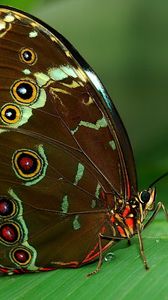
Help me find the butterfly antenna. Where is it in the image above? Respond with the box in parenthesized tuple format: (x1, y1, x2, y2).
(149, 172, 168, 188)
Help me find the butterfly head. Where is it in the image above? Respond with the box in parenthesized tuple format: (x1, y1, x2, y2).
(138, 187, 156, 221)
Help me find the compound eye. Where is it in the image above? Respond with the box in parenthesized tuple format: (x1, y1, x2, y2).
(0, 104, 21, 124)
(19, 48, 37, 65)
(140, 190, 150, 203)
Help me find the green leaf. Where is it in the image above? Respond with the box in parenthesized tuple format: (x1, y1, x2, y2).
(0, 212, 168, 300)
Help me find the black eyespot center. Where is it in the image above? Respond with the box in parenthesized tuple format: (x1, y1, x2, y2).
(5, 108, 16, 120)
(141, 190, 150, 203)
(16, 82, 33, 100)
(23, 50, 32, 61)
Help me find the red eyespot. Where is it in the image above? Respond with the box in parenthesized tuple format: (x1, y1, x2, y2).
(12, 149, 43, 180)
(19, 156, 34, 171)
(0, 223, 20, 244)
(12, 248, 31, 265)
(0, 197, 16, 217)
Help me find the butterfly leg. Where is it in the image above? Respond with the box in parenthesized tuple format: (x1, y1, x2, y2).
(136, 202, 168, 270)
(144, 202, 168, 229)
(87, 233, 103, 277)
(87, 234, 125, 277)
(136, 222, 149, 270)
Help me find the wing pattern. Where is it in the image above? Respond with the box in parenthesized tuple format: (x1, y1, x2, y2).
(0, 6, 137, 273)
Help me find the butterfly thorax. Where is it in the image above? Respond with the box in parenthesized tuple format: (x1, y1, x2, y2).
(104, 188, 156, 240)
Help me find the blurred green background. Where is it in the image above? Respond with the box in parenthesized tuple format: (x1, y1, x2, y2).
(0, 1, 168, 299)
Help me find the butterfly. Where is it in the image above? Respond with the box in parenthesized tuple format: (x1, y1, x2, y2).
(0, 5, 167, 276)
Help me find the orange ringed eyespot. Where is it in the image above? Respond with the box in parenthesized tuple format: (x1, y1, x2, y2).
(19, 48, 37, 65)
(12, 149, 43, 180)
(0, 104, 21, 124)
(11, 80, 39, 104)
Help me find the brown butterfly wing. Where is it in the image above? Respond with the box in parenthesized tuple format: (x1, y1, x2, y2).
(0, 130, 111, 271)
(0, 6, 137, 273)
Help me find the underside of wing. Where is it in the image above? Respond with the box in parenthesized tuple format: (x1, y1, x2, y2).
(0, 6, 137, 273)
(0, 5, 137, 198)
